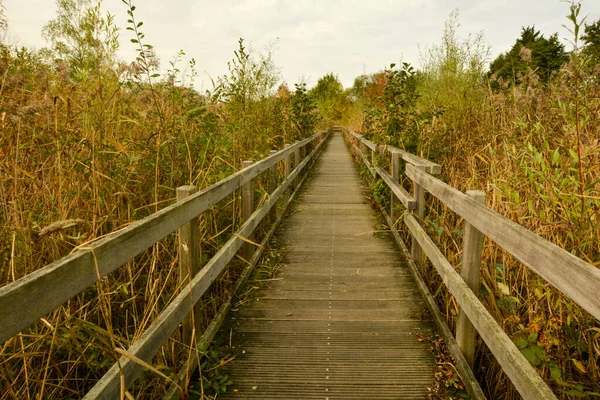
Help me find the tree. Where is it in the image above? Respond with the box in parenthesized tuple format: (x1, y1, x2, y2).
(489, 26, 568, 85)
(309, 73, 350, 122)
(42, 0, 119, 80)
(291, 82, 319, 138)
(582, 19, 600, 66)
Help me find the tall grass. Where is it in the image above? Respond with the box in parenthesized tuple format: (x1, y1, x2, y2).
(0, 1, 319, 398)
(357, 5, 600, 399)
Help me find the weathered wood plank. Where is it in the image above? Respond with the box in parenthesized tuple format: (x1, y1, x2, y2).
(220, 132, 436, 400)
(176, 185, 202, 348)
(456, 190, 486, 367)
(163, 152, 316, 400)
(410, 166, 426, 267)
(404, 214, 557, 399)
(241, 160, 255, 261)
(83, 135, 329, 400)
(373, 165, 416, 210)
(0, 132, 325, 344)
(406, 164, 600, 322)
(388, 146, 442, 175)
(380, 209, 486, 400)
(346, 129, 378, 152)
(352, 144, 376, 177)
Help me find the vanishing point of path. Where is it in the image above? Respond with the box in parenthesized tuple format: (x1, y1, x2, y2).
(222, 133, 436, 399)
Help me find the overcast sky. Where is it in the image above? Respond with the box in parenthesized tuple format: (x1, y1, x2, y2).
(3, 0, 600, 91)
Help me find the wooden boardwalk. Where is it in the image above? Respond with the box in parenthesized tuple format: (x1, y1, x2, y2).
(222, 133, 436, 399)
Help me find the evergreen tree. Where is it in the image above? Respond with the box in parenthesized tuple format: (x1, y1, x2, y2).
(582, 19, 600, 66)
(489, 26, 568, 85)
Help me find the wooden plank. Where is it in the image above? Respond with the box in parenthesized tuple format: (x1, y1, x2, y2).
(345, 129, 378, 152)
(373, 165, 416, 210)
(163, 152, 316, 400)
(0, 132, 325, 344)
(83, 135, 329, 400)
(388, 146, 441, 175)
(391, 152, 400, 223)
(456, 190, 486, 367)
(176, 185, 201, 348)
(219, 132, 436, 400)
(241, 160, 255, 261)
(268, 150, 278, 224)
(410, 166, 426, 267)
(404, 214, 557, 399)
(380, 209, 486, 400)
(406, 164, 600, 322)
(352, 144, 376, 178)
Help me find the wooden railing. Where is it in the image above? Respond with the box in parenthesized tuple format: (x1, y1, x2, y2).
(0, 130, 330, 399)
(344, 128, 600, 400)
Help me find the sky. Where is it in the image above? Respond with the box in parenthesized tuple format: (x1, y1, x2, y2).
(3, 0, 600, 91)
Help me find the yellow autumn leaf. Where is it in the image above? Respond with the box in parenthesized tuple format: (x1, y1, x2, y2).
(571, 358, 587, 374)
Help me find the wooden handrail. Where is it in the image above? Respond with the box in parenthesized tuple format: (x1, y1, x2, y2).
(406, 164, 600, 321)
(342, 127, 600, 399)
(0, 131, 327, 344)
(84, 132, 330, 399)
(346, 129, 441, 173)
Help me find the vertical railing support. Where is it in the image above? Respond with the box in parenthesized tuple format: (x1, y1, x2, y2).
(269, 150, 277, 224)
(390, 151, 400, 227)
(284, 144, 291, 199)
(177, 185, 201, 347)
(371, 146, 377, 166)
(456, 190, 486, 367)
(410, 165, 426, 266)
(241, 160, 254, 262)
(294, 145, 300, 186)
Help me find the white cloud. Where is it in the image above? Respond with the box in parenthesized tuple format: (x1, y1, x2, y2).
(4, 0, 600, 90)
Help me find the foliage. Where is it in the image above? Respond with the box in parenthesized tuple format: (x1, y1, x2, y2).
(582, 19, 600, 66)
(309, 72, 351, 124)
(489, 26, 568, 85)
(291, 82, 320, 138)
(355, 4, 600, 399)
(362, 63, 416, 150)
(0, 1, 320, 398)
(42, 0, 120, 81)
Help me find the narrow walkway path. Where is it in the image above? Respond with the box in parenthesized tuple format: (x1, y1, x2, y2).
(222, 133, 436, 399)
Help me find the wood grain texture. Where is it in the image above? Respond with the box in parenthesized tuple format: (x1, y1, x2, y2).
(404, 214, 557, 399)
(163, 149, 320, 400)
(242, 160, 255, 261)
(456, 190, 486, 367)
(176, 185, 201, 348)
(406, 164, 600, 322)
(84, 134, 330, 400)
(0, 132, 325, 344)
(387, 146, 441, 175)
(220, 132, 436, 399)
(374, 164, 416, 210)
(351, 144, 376, 177)
(380, 208, 486, 400)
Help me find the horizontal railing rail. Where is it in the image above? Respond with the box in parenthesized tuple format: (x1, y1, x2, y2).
(0, 131, 326, 344)
(344, 128, 600, 399)
(0, 129, 330, 398)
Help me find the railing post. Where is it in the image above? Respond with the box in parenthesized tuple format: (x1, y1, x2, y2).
(294, 145, 300, 186)
(269, 150, 277, 224)
(371, 146, 377, 166)
(410, 165, 426, 266)
(284, 143, 291, 195)
(456, 190, 486, 367)
(242, 160, 254, 262)
(390, 151, 400, 226)
(176, 185, 201, 347)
